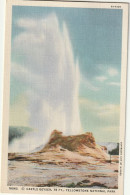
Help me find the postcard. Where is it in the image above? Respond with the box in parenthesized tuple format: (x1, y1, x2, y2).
(1, 0, 129, 194)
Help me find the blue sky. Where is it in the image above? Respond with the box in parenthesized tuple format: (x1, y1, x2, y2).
(10, 6, 122, 142)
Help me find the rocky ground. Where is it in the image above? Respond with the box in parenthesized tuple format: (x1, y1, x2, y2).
(8, 150, 118, 188)
(8, 130, 119, 189)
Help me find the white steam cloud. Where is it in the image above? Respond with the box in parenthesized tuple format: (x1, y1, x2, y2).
(9, 14, 82, 152)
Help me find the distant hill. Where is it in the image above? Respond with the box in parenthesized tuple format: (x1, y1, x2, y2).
(9, 126, 34, 144)
(97, 142, 118, 153)
(109, 143, 119, 155)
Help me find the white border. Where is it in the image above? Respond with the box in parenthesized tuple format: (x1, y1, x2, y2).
(0, 1, 129, 195)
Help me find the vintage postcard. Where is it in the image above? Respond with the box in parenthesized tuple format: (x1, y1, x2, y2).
(1, 0, 129, 195)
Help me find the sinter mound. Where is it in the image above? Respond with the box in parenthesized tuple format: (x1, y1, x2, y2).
(40, 130, 109, 160)
(41, 130, 96, 152)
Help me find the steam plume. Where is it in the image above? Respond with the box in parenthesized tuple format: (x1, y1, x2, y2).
(9, 14, 82, 152)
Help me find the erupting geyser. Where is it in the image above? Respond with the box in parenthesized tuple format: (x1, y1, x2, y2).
(9, 14, 82, 152)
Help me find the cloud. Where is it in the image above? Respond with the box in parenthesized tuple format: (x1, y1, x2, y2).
(107, 82, 120, 87)
(107, 67, 118, 77)
(79, 98, 120, 142)
(95, 125, 119, 142)
(10, 94, 29, 126)
(81, 76, 100, 91)
(79, 98, 120, 127)
(80, 98, 119, 119)
(98, 65, 119, 76)
(10, 14, 82, 152)
(16, 18, 37, 29)
(99, 126, 119, 132)
(96, 104, 120, 119)
(95, 76, 107, 82)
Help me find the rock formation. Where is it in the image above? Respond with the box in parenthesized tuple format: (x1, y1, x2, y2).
(39, 130, 109, 160)
(8, 130, 109, 162)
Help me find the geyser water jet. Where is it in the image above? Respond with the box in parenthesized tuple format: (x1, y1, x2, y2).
(9, 14, 82, 152)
